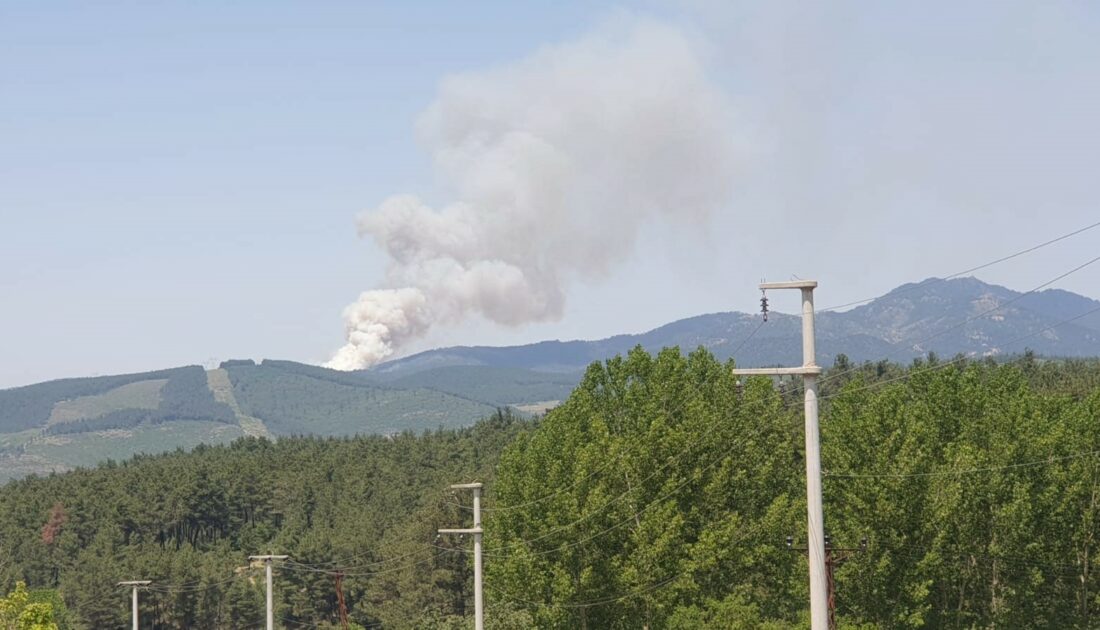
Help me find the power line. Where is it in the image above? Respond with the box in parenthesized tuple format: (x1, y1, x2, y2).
(818, 303, 1100, 404)
(500, 573, 683, 610)
(281, 546, 432, 573)
(818, 218, 1100, 313)
(143, 572, 242, 594)
(289, 408, 762, 572)
(827, 448, 1100, 479)
(729, 317, 767, 357)
(454, 222, 1099, 522)
(280, 548, 457, 579)
(817, 255, 1100, 389)
(445, 410, 784, 560)
(450, 315, 769, 516)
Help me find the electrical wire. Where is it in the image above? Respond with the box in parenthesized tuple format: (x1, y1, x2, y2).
(817, 252, 1100, 388)
(827, 448, 1100, 479)
(141, 572, 244, 594)
(102, 221, 1100, 620)
(818, 303, 1100, 404)
(442, 410, 785, 560)
(280, 548, 459, 579)
(281, 545, 433, 573)
(500, 573, 683, 610)
(176, 364, 780, 587)
(448, 225, 1100, 522)
(729, 317, 767, 358)
(818, 218, 1100, 313)
(449, 315, 771, 516)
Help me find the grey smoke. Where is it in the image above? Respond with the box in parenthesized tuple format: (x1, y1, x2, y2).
(326, 18, 737, 370)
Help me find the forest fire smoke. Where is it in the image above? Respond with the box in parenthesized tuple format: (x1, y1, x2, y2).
(326, 19, 737, 370)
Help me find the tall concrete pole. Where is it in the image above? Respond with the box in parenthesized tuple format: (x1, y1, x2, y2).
(733, 280, 827, 629)
(440, 482, 484, 630)
(472, 485, 484, 630)
(118, 580, 150, 630)
(250, 554, 288, 630)
(266, 559, 273, 630)
(799, 285, 828, 630)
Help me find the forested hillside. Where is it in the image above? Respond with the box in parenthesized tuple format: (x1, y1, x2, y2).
(2, 349, 1100, 628)
(0, 360, 535, 482)
(0, 412, 529, 629)
(3, 276, 1097, 484)
(0, 366, 243, 483)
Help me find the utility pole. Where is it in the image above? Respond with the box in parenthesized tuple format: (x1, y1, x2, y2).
(788, 535, 866, 629)
(249, 554, 288, 630)
(439, 482, 484, 630)
(334, 570, 350, 630)
(733, 280, 827, 629)
(117, 580, 151, 630)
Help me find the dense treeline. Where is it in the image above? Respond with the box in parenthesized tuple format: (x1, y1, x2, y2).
(0, 413, 528, 629)
(1, 349, 1100, 628)
(488, 349, 1100, 628)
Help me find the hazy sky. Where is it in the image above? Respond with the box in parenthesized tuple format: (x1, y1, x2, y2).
(2, 1, 1099, 388)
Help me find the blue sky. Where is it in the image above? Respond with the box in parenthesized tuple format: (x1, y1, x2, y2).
(2, 1, 1099, 387)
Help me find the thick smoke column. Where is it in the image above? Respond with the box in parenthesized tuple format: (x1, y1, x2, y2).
(326, 19, 737, 370)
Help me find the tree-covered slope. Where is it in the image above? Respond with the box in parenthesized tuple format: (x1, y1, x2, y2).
(381, 366, 583, 406)
(0, 412, 528, 629)
(0, 366, 232, 434)
(3, 276, 1098, 485)
(223, 361, 500, 437)
(3, 352, 1100, 628)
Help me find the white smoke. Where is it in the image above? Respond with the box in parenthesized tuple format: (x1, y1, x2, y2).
(326, 18, 738, 370)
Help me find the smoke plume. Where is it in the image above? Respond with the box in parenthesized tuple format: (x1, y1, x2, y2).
(326, 18, 737, 370)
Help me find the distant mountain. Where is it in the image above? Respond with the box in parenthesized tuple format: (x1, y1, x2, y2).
(2, 276, 1097, 482)
(376, 277, 1100, 376)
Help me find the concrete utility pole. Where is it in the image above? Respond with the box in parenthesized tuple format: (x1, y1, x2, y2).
(439, 482, 484, 630)
(249, 554, 288, 630)
(732, 280, 827, 630)
(788, 535, 866, 629)
(117, 580, 151, 630)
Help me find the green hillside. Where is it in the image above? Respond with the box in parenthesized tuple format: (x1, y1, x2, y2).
(0, 366, 230, 434)
(0, 360, 541, 481)
(224, 361, 499, 437)
(382, 365, 582, 406)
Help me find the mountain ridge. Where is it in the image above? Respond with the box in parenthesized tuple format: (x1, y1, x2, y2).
(2, 275, 1098, 482)
(375, 276, 1100, 376)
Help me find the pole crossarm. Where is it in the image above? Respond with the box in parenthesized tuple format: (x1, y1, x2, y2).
(119, 581, 151, 630)
(250, 554, 288, 630)
(441, 482, 485, 630)
(760, 280, 818, 290)
(732, 366, 822, 376)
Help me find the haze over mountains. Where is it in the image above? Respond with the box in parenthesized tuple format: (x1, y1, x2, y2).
(2, 276, 1098, 481)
